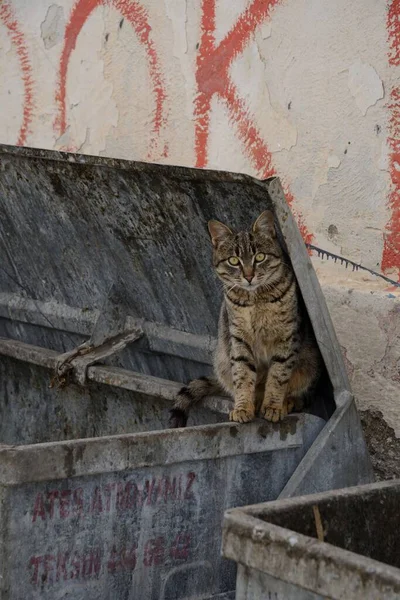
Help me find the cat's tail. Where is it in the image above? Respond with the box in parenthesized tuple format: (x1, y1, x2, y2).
(169, 376, 224, 428)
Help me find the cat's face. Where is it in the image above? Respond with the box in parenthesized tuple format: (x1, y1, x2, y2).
(208, 211, 283, 292)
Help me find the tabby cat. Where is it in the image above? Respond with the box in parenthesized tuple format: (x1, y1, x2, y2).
(170, 210, 322, 427)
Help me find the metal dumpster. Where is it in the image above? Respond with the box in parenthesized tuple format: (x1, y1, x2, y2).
(222, 479, 400, 600)
(0, 144, 373, 599)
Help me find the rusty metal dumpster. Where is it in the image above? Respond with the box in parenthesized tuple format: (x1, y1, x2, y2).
(222, 479, 400, 600)
(0, 144, 373, 599)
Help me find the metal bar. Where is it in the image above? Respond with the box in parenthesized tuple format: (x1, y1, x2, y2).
(0, 337, 58, 369)
(0, 336, 231, 414)
(88, 364, 233, 414)
(0, 293, 215, 364)
(0, 292, 95, 335)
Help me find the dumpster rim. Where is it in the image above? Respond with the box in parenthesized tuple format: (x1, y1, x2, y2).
(0, 143, 274, 186)
(0, 413, 319, 486)
(236, 477, 400, 519)
(222, 479, 400, 598)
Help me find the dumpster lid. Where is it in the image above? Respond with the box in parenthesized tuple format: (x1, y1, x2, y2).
(0, 144, 349, 395)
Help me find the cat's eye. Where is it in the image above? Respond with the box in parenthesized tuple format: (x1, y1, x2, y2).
(255, 252, 266, 263)
(228, 256, 240, 266)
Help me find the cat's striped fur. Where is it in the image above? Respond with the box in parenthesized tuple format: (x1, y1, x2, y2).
(170, 210, 322, 427)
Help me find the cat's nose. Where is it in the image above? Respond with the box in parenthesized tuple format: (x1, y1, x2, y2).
(244, 274, 254, 283)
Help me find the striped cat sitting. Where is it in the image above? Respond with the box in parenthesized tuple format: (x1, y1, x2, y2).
(170, 210, 322, 427)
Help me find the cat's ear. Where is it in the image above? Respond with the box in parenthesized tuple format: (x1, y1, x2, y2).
(252, 210, 276, 238)
(208, 220, 233, 247)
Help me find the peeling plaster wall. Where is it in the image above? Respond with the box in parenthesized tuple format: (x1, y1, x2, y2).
(0, 0, 393, 266)
(0, 0, 399, 446)
(315, 263, 400, 435)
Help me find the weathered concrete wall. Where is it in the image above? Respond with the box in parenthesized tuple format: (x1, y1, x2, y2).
(319, 270, 400, 479)
(0, 1, 399, 454)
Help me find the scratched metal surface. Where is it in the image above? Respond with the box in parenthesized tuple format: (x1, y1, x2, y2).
(0, 144, 272, 337)
(0, 356, 222, 445)
(236, 566, 322, 600)
(0, 354, 324, 599)
(2, 441, 324, 600)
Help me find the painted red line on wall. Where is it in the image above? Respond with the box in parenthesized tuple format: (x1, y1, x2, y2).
(0, 1, 34, 146)
(383, 89, 400, 276)
(54, 0, 100, 136)
(195, 0, 278, 168)
(383, 1, 400, 278)
(114, 0, 167, 157)
(194, 0, 313, 243)
(388, 0, 400, 66)
(55, 0, 167, 158)
(223, 81, 275, 177)
(194, 0, 215, 169)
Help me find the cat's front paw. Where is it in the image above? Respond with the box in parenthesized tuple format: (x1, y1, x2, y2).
(229, 407, 254, 423)
(262, 407, 285, 422)
(260, 395, 296, 422)
(260, 400, 287, 423)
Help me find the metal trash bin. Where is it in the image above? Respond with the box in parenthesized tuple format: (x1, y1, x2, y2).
(0, 145, 373, 599)
(223, 479, 400, 600)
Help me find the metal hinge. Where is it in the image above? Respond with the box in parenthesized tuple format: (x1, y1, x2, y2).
(51, 327, 143, 387)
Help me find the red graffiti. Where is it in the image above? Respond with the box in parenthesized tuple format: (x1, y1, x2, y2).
(388, 0, 400, 65)
(32, 472, 196, 522)
(0, 1, 34, 146)
(91, 486, 103, 513)
(29, 533, 191, 586)
(55, 0, 167, 158)
(107, 544, 137, 573)
(383, 0, 400, 279)
(29, 549, 102, 586)
(32, 491, 46, 522)
(170, 532, 191, 560)
(143, 536, 165, 567)
(184, 471, 196, 499)
(194, 0, 312, 243)
(32, 488, 83, 522)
